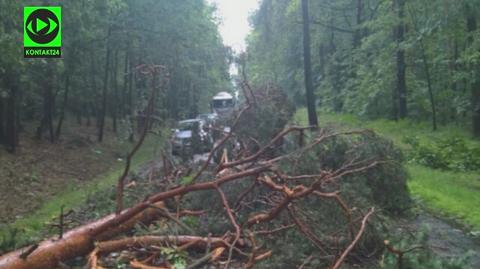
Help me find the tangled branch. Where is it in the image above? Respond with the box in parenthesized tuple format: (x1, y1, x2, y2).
(0, 74, 384, 269)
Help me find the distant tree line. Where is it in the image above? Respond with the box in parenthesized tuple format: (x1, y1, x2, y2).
(0, 0, 231, 153)
(247, 0, 480, 136)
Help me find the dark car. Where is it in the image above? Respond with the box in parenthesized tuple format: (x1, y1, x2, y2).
(171, 119, 213, 156)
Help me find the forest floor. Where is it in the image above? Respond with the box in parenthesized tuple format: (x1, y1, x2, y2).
(412, 212, 480, 266)
(0, 120, 163, 247)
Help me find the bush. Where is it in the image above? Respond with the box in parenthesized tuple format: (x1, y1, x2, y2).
(404, 136, 480, 172)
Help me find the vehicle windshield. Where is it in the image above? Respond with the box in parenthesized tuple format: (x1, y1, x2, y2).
(198, 114, 216, 120)
(212, 99, 233, 108)
(178, 121, 201, 131)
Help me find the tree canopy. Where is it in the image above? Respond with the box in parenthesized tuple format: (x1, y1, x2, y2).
(0, 0, 231, 151)
(247, 0, 480, 135)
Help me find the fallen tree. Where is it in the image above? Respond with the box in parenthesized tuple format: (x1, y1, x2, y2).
(0, 65, 410, 268)
(0, 202, 165, 269)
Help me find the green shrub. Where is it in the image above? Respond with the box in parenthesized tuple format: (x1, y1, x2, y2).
(404, 136, 480, 172)
(0, 225, 19, 255)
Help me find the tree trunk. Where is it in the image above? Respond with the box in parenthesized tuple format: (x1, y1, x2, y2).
(112, 49, 119, 133)
(353, 0, 364, 48)
(301, 0, 318, 127)
(0, 202, 166, 269)
(36, 65, 55, 143)
(3, 68, 19, 152)
(410, 9, 437, 131)
(420, 43, 437, 131)
(466, 4, 480, 137)
(89, 51, 99, 128)
(55, 73, 71, 139)
(98, 40, 111, 142)
(5, 89, 18, 153)
(122, 47, 129, 118)
(128, 55, 134, 117)
(327, 18, 343, 113)
(85, 111, 90, 127)
(394, 0, 407, 119)
(56, 47, 76, 139)
(127, 51, 135, 143)
(46, 84, 55, 143)
(0, 96, 4, 145)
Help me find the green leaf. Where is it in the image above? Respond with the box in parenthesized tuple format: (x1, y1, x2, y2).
(180, 176, 194, 186)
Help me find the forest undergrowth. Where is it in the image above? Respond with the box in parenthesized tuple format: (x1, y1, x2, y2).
(0, 120, 164, 253)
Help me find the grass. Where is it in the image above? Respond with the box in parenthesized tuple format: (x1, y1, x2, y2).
(294, 108, 480, 229)
(407, 164, 480, 228)
(294, 109, 477, 149)
(1, 135, 164, 248)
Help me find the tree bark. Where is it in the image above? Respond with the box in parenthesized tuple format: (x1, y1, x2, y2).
(55, 72, 71, 139)
(0, 203, 166, 269)
(5, 86, 17, 153)
(89, 51, 98, 128)
(420, 44, 437, 131)
(36, 67, 55, 143)
(466, 4, 480, 137)
(127, 51, 135, 143)
(301, 0, 318, 127)
(0, 96, 4, 145)
(394, 0, 407, 119)
(98, 36, 111, 142)
(112, 49, 119, 133)
(353, 0, 364, 48)
(122, 47, 129, 118)
(56, 47, 76, 139)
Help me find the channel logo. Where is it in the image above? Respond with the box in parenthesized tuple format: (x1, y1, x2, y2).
(24, 7, 62, 58)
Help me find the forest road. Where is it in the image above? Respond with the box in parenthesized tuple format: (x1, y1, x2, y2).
(413, 212, 480, 267)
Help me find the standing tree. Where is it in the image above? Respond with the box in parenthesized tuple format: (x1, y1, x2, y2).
(301, 0, 318, 127)
(4, 73, 18, 153)
(98, 28, 111, 143)
(394, 0, 407, 119)
(465, 2, 480, 137)
(36, 62, 56, 143)
(408, 6, 437, 130)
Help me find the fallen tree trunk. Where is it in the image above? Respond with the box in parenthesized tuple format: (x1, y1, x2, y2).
(0, 71, 384, 268)
(0, 165, 270, 269)
(94, 235, 246, 254)
(0, 202, 166, 269)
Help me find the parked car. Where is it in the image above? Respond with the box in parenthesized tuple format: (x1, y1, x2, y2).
(171, 119, 213, 156)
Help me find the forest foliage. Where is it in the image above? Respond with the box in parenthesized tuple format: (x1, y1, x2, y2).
(0, 0, 231, 152)
(246, 0, 480, 136)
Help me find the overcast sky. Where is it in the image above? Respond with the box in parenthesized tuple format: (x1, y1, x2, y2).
(207, 0, 260, 53)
